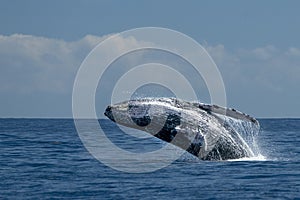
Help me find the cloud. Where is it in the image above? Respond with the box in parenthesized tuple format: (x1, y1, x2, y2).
(0, 33, 155, 94)
(0, 33, 300, 117)
(0, 34, 108, 94)
(286, 47, 300, 57)
(206, 44, 300, 117)
(206, 44, 300, 89)
(0, 33, 158, 117)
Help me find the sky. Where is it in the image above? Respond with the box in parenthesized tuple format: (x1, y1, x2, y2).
(1, 0, 300, 118)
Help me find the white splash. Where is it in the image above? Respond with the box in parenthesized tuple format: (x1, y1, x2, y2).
(228, 154, 267, 162)
(223, 115, 268, 161)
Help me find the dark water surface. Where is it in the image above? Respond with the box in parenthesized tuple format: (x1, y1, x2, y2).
(0, 119, 299, 199)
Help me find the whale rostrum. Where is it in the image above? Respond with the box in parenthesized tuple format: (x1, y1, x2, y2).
(104, 98, 259, 160)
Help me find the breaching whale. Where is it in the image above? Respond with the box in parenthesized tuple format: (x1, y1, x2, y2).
(104, 98, 259, 160)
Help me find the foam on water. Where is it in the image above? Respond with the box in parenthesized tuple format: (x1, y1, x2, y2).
(228, 154, 267, 162)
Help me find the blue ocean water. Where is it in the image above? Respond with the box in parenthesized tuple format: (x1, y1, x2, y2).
(0, 118, 299, 199)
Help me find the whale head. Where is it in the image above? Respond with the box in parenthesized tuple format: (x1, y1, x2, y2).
(104, 98, 182, 136)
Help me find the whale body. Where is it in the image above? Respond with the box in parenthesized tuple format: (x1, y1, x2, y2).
(104, 98, 259, 160)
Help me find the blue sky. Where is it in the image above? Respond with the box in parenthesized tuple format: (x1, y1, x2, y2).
(1, 0, 300, 118)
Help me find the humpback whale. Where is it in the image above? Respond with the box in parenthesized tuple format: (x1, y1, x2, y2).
(104, 98, 259, 160)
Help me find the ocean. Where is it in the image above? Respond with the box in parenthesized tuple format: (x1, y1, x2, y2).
(0, 118, 299, 199)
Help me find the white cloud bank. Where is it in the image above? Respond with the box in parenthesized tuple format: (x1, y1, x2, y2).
(0, 34, 106, 94)
(207, 44, 300, 90)
(0, 34, 300, 117)
(206, 44, 300, 117)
